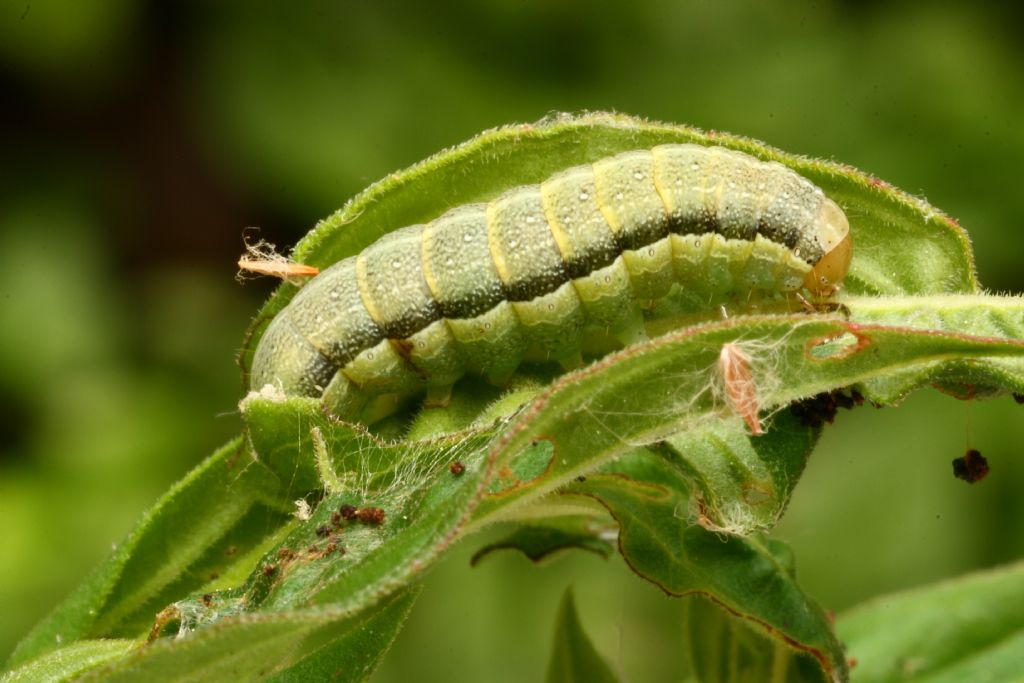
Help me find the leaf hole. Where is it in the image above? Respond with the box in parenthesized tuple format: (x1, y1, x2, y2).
(807, 330, 869, 360)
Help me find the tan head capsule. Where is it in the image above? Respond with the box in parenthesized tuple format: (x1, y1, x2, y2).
(803, 198, 852, 295)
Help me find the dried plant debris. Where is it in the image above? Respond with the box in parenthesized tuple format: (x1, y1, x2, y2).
(237, 236, 319, 284)
(952, 449, 990, 484)
(789, 388, 864, 428)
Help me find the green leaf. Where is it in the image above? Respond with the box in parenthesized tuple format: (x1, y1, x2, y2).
(262, 587, 418, 682)
(5, 438, 290, 669)
(654, 409, 821, 534)
(76, 587, 417, 682)
(470, 515, 616, 567)
(136, 397, 493, 636)
(15, 309, 1022, 680)
(838, 561, 1024, 683)
(104, 591, 414, 683)
(0, 640, 135, 683)
(573, 449, 848, 680)
(468, 314, 1024, 530)
(232, 313, 1020, 681)
(683, 595, 828, 683)
(17, 115, 1024, 682)
(545, 587, 620, 683)
(845, 294, 1024, 401)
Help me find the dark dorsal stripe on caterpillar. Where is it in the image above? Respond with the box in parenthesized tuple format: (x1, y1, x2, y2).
(251, 144, 852, 419)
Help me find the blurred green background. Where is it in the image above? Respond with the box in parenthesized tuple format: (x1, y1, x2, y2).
(1, 1, 1022, 680)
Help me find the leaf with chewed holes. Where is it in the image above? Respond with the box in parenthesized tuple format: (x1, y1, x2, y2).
(14, 113, 1024, 683)
(467, 313, 1024, 530)
(845, 294, 1024, 402)
(11, 307, 1024, 683)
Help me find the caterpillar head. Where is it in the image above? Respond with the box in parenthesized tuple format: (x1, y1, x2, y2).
(804, 199, 852, 295)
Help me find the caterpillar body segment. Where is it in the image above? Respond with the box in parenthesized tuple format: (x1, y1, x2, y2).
(251, 144, 852, 420)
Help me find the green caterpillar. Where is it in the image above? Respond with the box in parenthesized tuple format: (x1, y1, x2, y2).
(251, 144, 852, 420)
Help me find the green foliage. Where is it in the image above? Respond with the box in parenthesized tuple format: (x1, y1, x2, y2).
(471, 517, 616, 567)
(5, 115, 1024, 682)
(683, 595, 827, 683)
(0, 641, 136, 683)
(545, 588, 620, 683)
(838, 561, 1024, 682)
